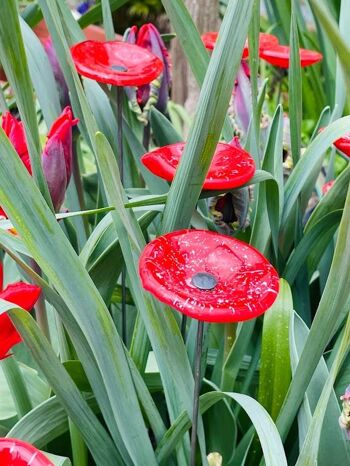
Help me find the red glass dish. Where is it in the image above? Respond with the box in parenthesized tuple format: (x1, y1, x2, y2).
(0, 283, 41, 359)
(201, 31, 278, 58)
(334, 133, 350, 158)
(70, 40, 163, 86)
(141, 142, 255, 190)
(139, 229, 279, 323)
(259, 44, 323, 68)
(0, 438, 53, 465)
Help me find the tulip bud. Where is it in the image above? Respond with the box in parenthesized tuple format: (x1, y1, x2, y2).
(124, 23, 171, 120)
(42, 107, 78, 211)
(233, 62, 251, 134)
(1, 112, 31, 173)
(136, 23, 171, 113)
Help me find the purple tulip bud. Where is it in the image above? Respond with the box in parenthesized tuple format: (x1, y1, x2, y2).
(233, 62, 252, 134)
(123, 26, 138, 45)
(124, 23, 171, 115)
(41, 107, 78, 211)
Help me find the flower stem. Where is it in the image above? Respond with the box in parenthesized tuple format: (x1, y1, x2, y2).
(190, 320, 204, 466)
(31, 260, 50, 343)
(1, 356, 32, 417)
(69, 419, 89, 466)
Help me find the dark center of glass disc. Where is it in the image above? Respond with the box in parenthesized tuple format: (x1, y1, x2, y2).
(191, 272, 217, 291)
(111, 64, 128, 72)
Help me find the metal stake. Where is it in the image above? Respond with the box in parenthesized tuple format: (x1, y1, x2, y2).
(116, 85, 127, 344)
(190, 319, 204, 466)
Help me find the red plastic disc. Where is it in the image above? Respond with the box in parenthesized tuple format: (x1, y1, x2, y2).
(141, 142, 255, 190)
(260, 44, 323, 68)
(139, 229, 279, 323)
(201, 31, 278, 59)
(71, 40, 163, 86)
(334, 133, 350, 158)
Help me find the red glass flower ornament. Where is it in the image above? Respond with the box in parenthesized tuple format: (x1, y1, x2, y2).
(141, 142, 255, 190)
(70, 40, 163, 87)
(201, 31, 278, 58)
(322, 180, 335, 195)
(0, 283, 41, 359)
(201, 31, 219, 51)
(139, 229, 279, 323)
(259, 45, 323, 68)
(334, 133, 350, 158)
(0, 438, 53, 466)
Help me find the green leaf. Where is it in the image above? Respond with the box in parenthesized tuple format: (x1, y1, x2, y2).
(309, 0, 350, 93)
(156, 390, 287, 466)
(150, 107, 183, 146)
(9, 394, 97, 448)
(277, 168, 350, 441)
(0, 361, 49, 421)
(19, 17, 61, 127)
(290, 312, 350, 465)
(283, 210, 342, 284)
(289, 0, 302, 164)
(305, 165, 350, 232)
(94, 131, 206, 464)
(0, 122, 155, 464)
(78, 0, 129, 29)
(250, 105, 283, 255)
(0, 0, 52, 207)
(8, 308, 122, 465)
(282, 115, 350, 228)
(161, 0, 254, 233)
(258, 279, 292, 420)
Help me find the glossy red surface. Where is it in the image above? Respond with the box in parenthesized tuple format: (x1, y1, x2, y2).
(0, 438, 53, 465)
(139, 230, 279, 323)
(71, 40, 163, 86)
(141, 142, 255, 190)
(0, 283, 41, 359)
(260, 45, 323, 68)
(334, 133, 350, 158)
(201, 31, 278, 58)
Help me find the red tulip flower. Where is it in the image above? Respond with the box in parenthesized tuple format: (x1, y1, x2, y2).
(70, 40, 163, 87)
(139, 230, 279, 322)
(141, 142, 255, 190)
(202, 31, 279, 59)
(0, 438, 53, 465)
(1, 113, 32, 174)
(1, 107, 78, 213)
(124, 23, 171, 113)
(0, 281, 41, 359)
(41, 107, 78, 211)
(334, 133, 350, 158)
(259, 45, 323, 68)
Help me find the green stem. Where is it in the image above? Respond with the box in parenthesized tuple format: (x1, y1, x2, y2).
(1, 357, 32, 417)
(56, 311, 88, 466)
(69, 419, 89, 466)
(72, 134, 89, 239)
(31, 260, 50, 342)
(0, 85, 8, 114)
